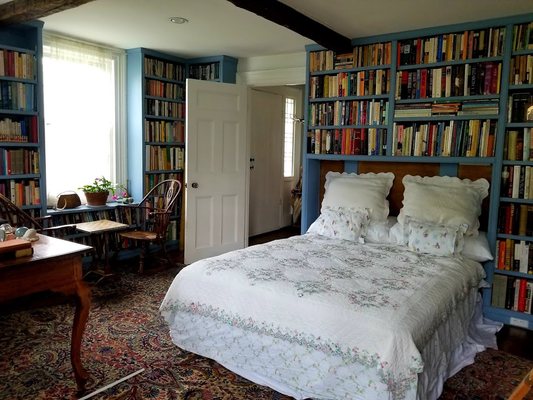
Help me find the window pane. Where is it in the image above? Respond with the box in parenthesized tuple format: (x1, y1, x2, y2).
(43, 36, 118, 205)
(284, 97, 295, 177)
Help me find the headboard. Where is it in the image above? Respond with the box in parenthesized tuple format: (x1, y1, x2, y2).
(318, 160, 492, 231)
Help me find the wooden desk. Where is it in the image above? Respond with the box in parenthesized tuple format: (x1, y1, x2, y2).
(0, 235, 92, 392)
(76, 219, 128, 279)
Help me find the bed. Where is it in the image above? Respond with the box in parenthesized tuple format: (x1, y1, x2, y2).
(160, 164, 502, 400)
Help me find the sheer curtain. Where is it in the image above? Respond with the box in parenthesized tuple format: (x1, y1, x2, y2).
(42, 33, 126, 206)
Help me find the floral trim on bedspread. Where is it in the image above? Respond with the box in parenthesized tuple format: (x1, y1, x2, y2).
(162, 300, 423, 399)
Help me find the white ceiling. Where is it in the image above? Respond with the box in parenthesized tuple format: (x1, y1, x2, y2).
(36, 0, 533, 59)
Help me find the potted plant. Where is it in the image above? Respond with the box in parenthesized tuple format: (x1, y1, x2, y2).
(79, 176, 126, 206)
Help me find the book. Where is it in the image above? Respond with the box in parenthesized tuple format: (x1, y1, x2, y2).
(0, 238, 33, 260)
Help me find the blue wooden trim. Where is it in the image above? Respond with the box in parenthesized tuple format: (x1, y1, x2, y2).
(498, 233, 533, 241)
(494, 270, 533, 279)
(439, 163, 458, 176)
(393, 115, 499, 122)
(397, 56, 502, 70)
(509, 84, 533, 91)
(310, 95, 389, 102)
(395, 94, 501, 104)
(502, 160, 533, 166)
(309, 124, 388, 130)
(499, 197, 533, 204)
(344, 161, 358, 173)
(0, 142, 39, 148)
(306, 154, 495, 164)
(506, 122, 533, 128)
(310, 64, 392, 76)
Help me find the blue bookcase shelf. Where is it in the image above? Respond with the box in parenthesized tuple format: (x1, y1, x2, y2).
(302, 13, 533, 330)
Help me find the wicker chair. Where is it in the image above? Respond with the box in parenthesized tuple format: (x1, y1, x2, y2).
(118, 179, 181, 273)
(0, 192, 76, 238)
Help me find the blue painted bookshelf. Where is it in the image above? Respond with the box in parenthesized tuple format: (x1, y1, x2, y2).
(0, 21, 45, 218)
(126, 48, 238, 249)
(301, 13, 533, 329)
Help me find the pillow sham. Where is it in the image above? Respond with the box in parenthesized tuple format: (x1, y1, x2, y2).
(365, 216, 397, 244)
(307, 207, 370, 241)
(321, 171, 395, 222)
(397, 175, 489, 236)
(462, 231, 493, 262)
(404, 218, 467, 257)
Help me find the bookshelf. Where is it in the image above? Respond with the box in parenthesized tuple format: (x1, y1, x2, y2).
(187, 55, 238, 83)
(0, 22, 45, 219)
(301, 14, 533, 329)
(126, 49, 238, 250)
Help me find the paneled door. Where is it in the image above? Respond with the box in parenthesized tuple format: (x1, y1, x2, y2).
(185, 79, 248, 264)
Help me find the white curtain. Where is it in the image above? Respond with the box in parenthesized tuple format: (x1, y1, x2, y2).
(42, 33, 125, 206)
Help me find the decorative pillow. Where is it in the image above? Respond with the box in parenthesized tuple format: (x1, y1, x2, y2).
(321, 171, 395, 222)
(307, 207, 370, 241)
(462, 231, 493, 262)
(397, 175, 489, 236)
(404, 218, 467, 257)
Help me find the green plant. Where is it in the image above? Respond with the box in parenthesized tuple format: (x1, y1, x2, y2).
(79, 176, 126, 196)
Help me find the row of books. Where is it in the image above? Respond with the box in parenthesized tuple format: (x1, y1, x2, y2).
(146, 99, 185, 119)
(398, 27, 505, 66)
(392, 119, 496, 157)
(504, 129, 533, 161)
(309, 69, 391, 98)
(307, 128, 387, 156)
(0, 148, 39, 175)
(395, 62, 501, 100)
(508, 92, 533, 123)
(497, 203, 533, 236)
(394, 101, 498, 117)
(512, 22, 533, 51)
(0, 49, 35, 80)
(309, 43, 392, 72)
(188, 63, 220, 81)
(0, 81, 35, 111)
(144, 173, 183, 198)
(496, 239, 533, 273)
(144, 57, 185, 81)
(510, 55, 533, 85)
(492, 276, 533, 313)
(145, 79, 185, 100)
(501, 166, 533, 200)
(0, 178, 40, 206)
(0, 115, 38, 143)
(308, 100, 388, 127)
(144, 120, 184, 143)
(145, 145, 184, 171)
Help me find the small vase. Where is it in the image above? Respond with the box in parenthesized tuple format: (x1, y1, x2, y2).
(84, 191, 109, 206)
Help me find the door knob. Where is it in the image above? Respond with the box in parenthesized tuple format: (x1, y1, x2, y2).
(191, 182, 199, 188)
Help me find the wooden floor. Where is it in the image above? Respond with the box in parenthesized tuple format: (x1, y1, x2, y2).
(250, 226, 533, 362)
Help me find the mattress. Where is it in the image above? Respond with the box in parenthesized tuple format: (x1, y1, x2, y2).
(160, 234, 500, 399)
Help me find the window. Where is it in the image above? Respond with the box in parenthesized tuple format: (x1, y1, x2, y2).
(42, 33, 126, 205)
(283, 97, 295, 177)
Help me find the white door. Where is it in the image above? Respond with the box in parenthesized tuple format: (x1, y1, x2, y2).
(185, 79, 248, 264)
(249, 89, 283, 236)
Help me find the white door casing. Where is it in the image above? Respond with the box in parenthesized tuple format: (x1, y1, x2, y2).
(185, 79, 248, 264)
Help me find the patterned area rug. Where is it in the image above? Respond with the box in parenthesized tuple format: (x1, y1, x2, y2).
(0, 266, 532, 400)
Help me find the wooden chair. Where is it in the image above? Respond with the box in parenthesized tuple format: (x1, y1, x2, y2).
(0, 193, 76, 238)
(118, 179, 182, 273)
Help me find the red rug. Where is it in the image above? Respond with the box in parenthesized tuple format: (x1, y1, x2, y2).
(0, 266, 532, 400)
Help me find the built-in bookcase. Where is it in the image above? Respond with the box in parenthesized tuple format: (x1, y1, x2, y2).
(302, 14, 533, 330)
(0, 22, 45, 218)
(126, 49, 238, 249)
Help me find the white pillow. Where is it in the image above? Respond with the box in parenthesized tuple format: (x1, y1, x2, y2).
(397, 175, 489, 236)
(405, 218, 467, 257)
(462, 231, 493, 262)
(307, 207, 370, 241)
(365, 216, 397, 244)
(322, 172, 395, 222)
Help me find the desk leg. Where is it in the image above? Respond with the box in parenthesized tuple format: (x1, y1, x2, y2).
(72, 280, 91, 392)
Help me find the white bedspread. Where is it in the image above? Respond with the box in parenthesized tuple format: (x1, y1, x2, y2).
(160, 234, 488, 399)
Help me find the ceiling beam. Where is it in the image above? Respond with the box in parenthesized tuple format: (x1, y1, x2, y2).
(227, 0, 352, 53)
(0, 0, 96, 25)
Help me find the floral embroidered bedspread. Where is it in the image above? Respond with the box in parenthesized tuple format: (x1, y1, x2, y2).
(160, 234, 485, 396)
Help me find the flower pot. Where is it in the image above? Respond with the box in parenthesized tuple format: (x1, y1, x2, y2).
(84, 191, 109, 206)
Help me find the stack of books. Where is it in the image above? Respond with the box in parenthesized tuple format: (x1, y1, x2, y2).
(0, 238, 33, 260)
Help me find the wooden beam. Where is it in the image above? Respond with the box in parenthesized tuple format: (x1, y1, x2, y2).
(0, 0, 96, 25)
(227, 0, 352, 53)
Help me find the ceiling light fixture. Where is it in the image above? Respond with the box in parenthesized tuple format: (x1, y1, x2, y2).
(169, 17, 189, 24)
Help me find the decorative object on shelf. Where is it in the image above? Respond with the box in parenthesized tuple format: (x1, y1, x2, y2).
(55, 191, 82, 210)
(79, 176, 126, 207)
